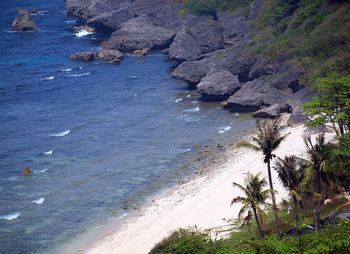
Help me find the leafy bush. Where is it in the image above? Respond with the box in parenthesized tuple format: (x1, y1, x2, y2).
(149, 228, 217, 254)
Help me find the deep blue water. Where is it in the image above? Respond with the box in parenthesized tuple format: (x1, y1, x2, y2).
(0, 1, 255, 253)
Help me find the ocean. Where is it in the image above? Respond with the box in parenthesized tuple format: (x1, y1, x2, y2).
(0, 1, 255, 253)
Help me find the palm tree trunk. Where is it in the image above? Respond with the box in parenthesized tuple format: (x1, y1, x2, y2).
(314, 171, 322, 231)
(252, 205, 264, 237)
(267, 160, 281, 239)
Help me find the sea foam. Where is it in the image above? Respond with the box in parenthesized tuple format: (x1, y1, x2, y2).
(67, 72, 91, 77)
(44, 150, 53, 155)
(75, 29, 93, 37)
(60, 68, 73, 72)
(218, 126, 231, 134)
(33, 198, 45, 205)
(44, 76, 54, 80)
(184, 107, 200, 113)
(49, 130, 70, 137)
(0, 212, 20, 221)
(175, 98, 183, 103)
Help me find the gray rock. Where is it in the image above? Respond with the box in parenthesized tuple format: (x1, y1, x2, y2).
(12, 8, 37, 32)
(69, 51, 97, 61)
(226, 79, 286, 112)
(96, 49, 123, 61)
(287, 111, 309, 126)
(218, 12, 248, 43)
(248, 0, 263, 20)
(171, 48, 256, 84)
(252, 104, 291, 118)
(169, 30, 201, 62)
(197, 71, 240, 101)
(101, 15, 175, 51)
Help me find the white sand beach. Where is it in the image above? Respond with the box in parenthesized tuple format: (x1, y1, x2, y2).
(70, 122, 328, 254)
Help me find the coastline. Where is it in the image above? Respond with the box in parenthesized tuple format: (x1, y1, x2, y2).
(65, 117, 320, 254)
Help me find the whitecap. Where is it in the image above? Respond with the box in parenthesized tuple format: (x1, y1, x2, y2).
(75, 29, 93, 37)
(175, 98, 183, 103)
(192, 101, 198, 104)
(65, 20, 76, 24)
(187, 95, 191, 98)
(49, 130, 71, 137)
(218, 126, 231, 134)
(177, 148, 192, 154)
(66, 72, 91, 77)
(33, 197, 45, 205)
(119, 212, 128, 219)
(39, 168, 48, 173)
(234, 113, 240, 116)
(44, 76, 54, 81)
(184, 107, 200, 113)
(0, 212, 20, 221)
(44, 150, 53, 155)
(5, 176, 19, 181)
(60, 68, 72, 72)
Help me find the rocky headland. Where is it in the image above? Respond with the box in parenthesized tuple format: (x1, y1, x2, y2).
(65, 0, 314, 121)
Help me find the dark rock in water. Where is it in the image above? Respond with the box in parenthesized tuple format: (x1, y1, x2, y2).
(197, 70, 240, 101)
(226, 79, 286, 112)
(22, 168, 32, 176)
(169, 29, 201, 62)
(96, 49, 123, 62)
(12, 8, 37, 32)
(252, 104, 291, 119)
(69, 52, 97, 61)
(171, 48, 256, 84)
(101, 15, 175, 52)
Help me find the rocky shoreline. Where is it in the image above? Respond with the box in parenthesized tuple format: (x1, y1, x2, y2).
(64, 0, 314, 121)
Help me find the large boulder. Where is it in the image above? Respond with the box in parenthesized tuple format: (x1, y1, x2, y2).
(226, 79, 286, 112)
(12, 9, 37, 32)
(101, 15, 175, 52)
(169, 29, 201, 62)
(171, 48, 256, 84)
(252, 104, 291, 118)
(197, 70, 240, 101)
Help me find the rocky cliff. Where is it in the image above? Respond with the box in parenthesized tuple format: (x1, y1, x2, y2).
(64, 0, 350, 121)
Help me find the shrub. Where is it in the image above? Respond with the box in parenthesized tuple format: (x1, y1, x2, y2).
(149, 228, 217, 254)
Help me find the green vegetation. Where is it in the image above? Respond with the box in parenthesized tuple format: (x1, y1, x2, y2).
(250, 0, 350, 83)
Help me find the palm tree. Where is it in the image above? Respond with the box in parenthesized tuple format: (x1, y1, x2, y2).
(274, 156, 305, 223)
(231, 172, 270, 237)
(238, 119, 289, 238)
(303, 134, 337, 231)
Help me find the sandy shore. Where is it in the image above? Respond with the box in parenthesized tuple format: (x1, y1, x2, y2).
(71, 122, 322, 254)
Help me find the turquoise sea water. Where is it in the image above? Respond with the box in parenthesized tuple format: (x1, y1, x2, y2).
(0, 1, 255, 253)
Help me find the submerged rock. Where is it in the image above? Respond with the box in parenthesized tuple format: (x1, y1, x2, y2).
(22, 168, 32, 176)
(197, 71, 240, 101)
(12, 8, 37, 32)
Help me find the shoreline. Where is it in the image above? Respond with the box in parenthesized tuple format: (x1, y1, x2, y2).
(65, 117, 320, 254)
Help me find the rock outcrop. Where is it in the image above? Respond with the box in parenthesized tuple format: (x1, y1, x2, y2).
(101, 15, 175, 52)
(12, 9, 37, 32)
(197, 70, 240, 101)
(69, 51, 96, 61)
(226, 79, 286, 112)
(169, 29, 201, 62)
(252, 104, 291, 118)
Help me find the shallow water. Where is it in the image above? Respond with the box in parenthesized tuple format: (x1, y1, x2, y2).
(0, 1, 255, 253)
